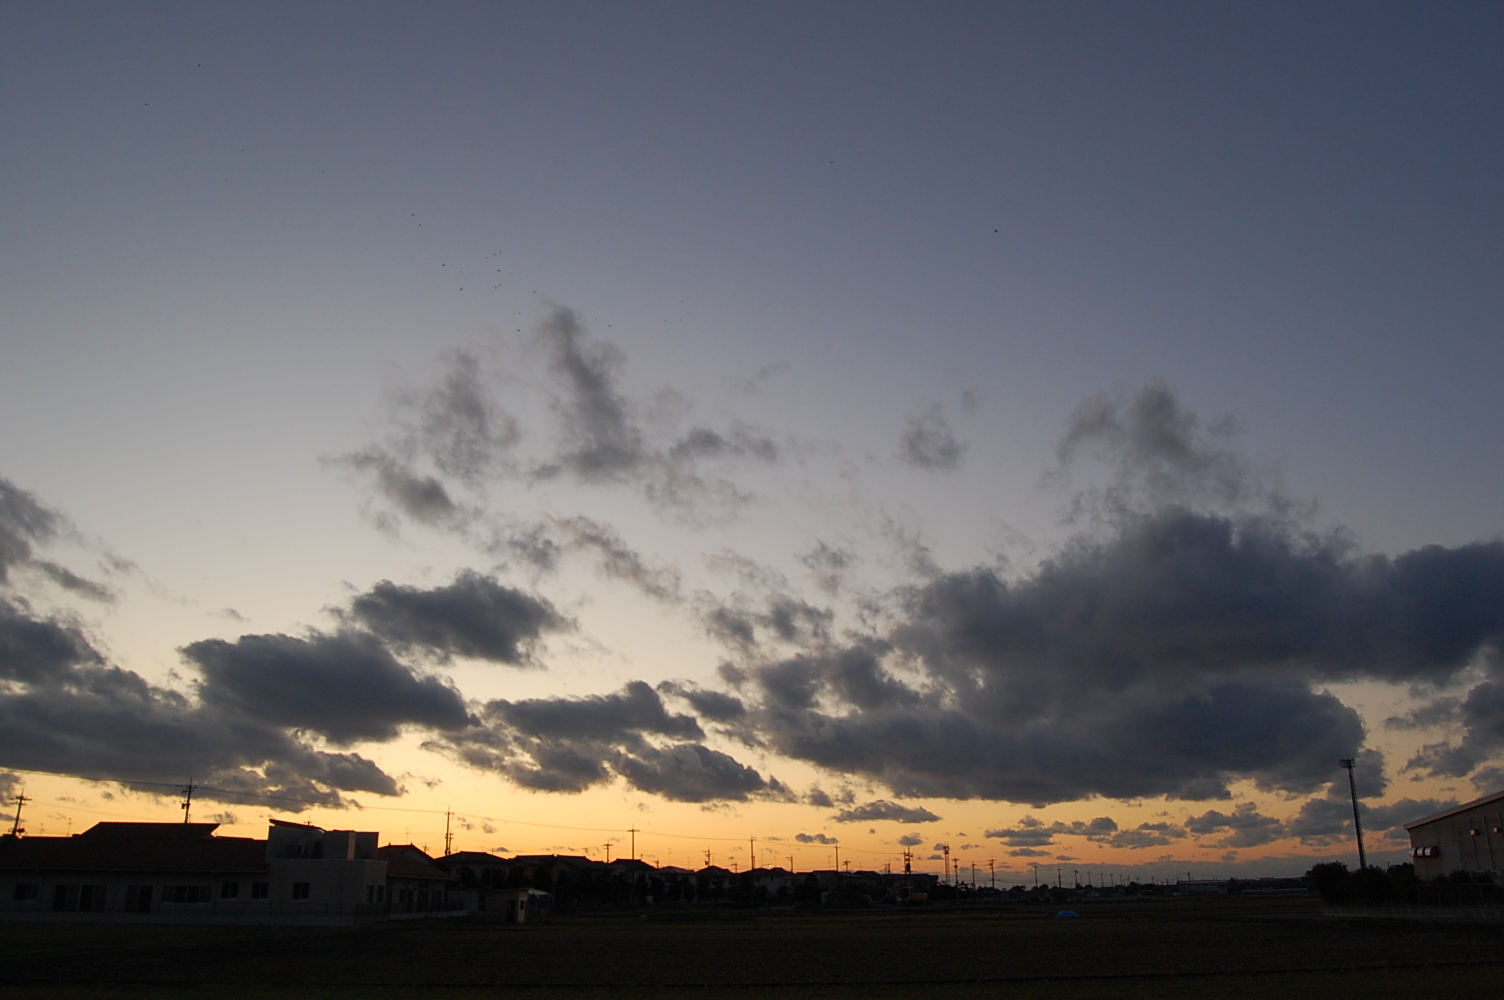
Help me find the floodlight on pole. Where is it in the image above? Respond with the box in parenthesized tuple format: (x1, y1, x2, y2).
(1339, 758, 1367, 870)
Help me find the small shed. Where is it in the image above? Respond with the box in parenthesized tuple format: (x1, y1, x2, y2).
(482, 887, 549, 923)
(1404, 788, 1504, 880)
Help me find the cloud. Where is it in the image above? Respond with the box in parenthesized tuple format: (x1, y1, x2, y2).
(431, 681, 784, 802)
(0, 597, 402, 809)
(535, 305, 645, 482)
(0, 478, 60, 582)
(29, 561, 114, 603)
(899, 405, 965, 471)
(795, 832, 838, 844)
(1287, 789, 1456, 846)
(831, 799, 940, 824)
(405, 348, 521, 484)
(657, 681, 747, 722)
(551, 516, 681, 601)
(898, 833, 924, 847)
(332, 448, 465, 527)
(725, 497, 1504, 804)
(801, 542, 856, 595)
(613, 742, 782, 803)
(347, 571, 567, 665)
(1405, 650, 1504, 779)
(1106, 822, 1187, 849)
(336, 306, 783, 540)
(1185, 803, 1286, 848)
(185, 631, 471, 745)
(985, 816, 1119, 847)
(1053, 380, 1278, 518)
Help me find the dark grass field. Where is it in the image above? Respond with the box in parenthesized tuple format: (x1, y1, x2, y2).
(3, 896, 1501, 999)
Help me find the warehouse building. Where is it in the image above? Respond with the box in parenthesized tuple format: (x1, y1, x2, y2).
(1405, 789, 1504, 880)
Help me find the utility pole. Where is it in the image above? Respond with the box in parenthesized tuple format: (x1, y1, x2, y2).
(749, 836, 756, 871)
(629, 826, 638, 860)
(833, 846, 839, 872)
(788, 855, 794, 873)
(9, 791, 27, 837)
(1340, 758, 1367, 869)
(180, 778, 195, 825)
(989, 859, 995, 889)
(443, 810, 453, 858)
(902, 849, 912, 875)
(704, 848, 712, 868)
(942, 844, 951, 885)
(605, 841, 612, 863)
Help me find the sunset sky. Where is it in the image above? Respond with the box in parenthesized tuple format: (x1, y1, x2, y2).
(2, 1, 1502, 882)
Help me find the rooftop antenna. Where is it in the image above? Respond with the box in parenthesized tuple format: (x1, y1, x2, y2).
(10, 790, 27, 837)
(1339, 758, 1367, 869)
(180, 777, 195, 825)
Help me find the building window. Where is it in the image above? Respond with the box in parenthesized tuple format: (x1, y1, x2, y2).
(78, 885, 106, 912)
(165, 885, 210, 904)
(251, 881, 269, 899)
(12, 883, 39, 902)
(127, 886, 153, 913)
(292, 882, 311, 900)
(221, 881, 239, 899)
(53, 885, 78, 911)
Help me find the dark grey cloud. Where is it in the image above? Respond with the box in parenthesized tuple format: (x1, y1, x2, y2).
(897, 833, 923, 847)
(0, 479, 112, 601)
(0, 478, 59, 581)
(796, 832, 838, 844)
(667, 426, 778, 464)
(408, 349, 521, 484)
(899, 405, 965, 471)
(332, 448, 464, 527)
(801, 542, 855, 595)
(831, 800, 940, 824)
(1053, 380, 1273, 516)
(700, 594, 833, 653)
(536, 305, 645, 482)
(1105, 822, 1187, 849)
(657, 681, 747, 722)
(613, 742, 782, 803)
(30, 560, 114, 602)
(1287, 790, 1456, 846)
(1405, 650, 1504, 778)
(552, 516, 681, 601)
(337, 306, 783, 540)
(0, 597, 402, 809)
(1184, 804, 1286, 848)
(985, 816, 1119, 847)
(348, 571, 566, 665)
(722, 499, 1504, 804)
(185, 631, 470, 745)
(431, 681, 785, 802)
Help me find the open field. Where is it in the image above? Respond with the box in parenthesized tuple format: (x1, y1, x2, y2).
(3, 897, 1502, 999)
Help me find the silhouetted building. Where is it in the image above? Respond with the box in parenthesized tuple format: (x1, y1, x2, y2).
(1406, 789, 1504, 879)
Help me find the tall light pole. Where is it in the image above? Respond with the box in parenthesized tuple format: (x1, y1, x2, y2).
(1339, 758, 1367, 870)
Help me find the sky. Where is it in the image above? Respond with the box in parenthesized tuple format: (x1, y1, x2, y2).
(2, 1, 1502, 881)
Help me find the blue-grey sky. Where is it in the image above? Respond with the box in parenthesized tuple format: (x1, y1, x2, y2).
(1, 2, 1501, 873)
